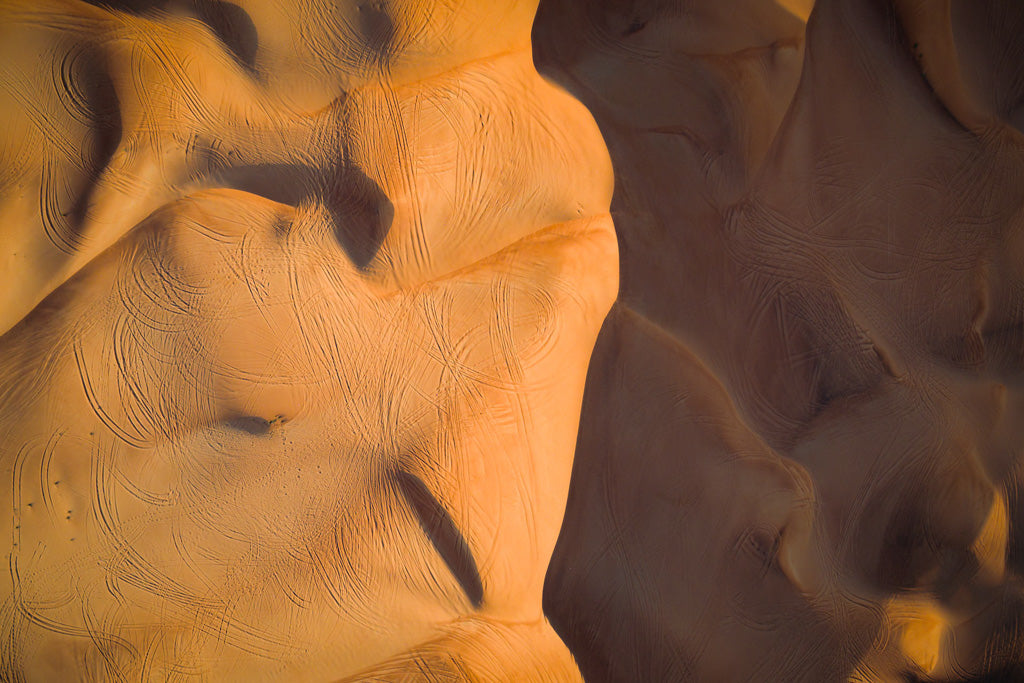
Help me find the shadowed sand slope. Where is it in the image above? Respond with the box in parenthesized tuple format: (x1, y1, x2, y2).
(535, 0, 1024, 680)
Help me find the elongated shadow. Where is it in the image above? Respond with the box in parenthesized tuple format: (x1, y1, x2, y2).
(211, 162, 393, 268)
(62, 44, 122, 247)
(194, 1, 259, 73)
(84, 1, 258, 74)
(393, 470, 484, 609)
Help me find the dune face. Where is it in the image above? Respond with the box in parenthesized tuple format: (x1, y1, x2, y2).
(534, 0, 1024, 680)
(3, 0, 1024, 681)
(0, 1, 615, 679)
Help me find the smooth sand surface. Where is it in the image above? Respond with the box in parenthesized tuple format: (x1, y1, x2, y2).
(2, 0, 1024, 680)
(535, 0, 1024, 680)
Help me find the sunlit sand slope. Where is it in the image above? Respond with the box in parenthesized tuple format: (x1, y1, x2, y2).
(0, 1, 615, 679)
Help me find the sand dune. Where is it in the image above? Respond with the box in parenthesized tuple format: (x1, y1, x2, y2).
(535, 0, 1024, 679)
(1, 1, 612, 679)
(2, 0, 1023, 680)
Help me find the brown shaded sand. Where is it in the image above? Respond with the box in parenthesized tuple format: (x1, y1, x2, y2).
(535, 0, 1024, 680)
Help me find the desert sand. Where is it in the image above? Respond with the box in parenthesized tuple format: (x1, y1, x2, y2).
(1, 0, 1023, 680)
(535, 0, 1024, 680)
(0, 0, 613, 679)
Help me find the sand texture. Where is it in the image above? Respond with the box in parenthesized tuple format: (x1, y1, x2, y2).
(1, 0, 1023, 680)
(534, 0, 1024, 680)
(0, 0, 612, 679)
